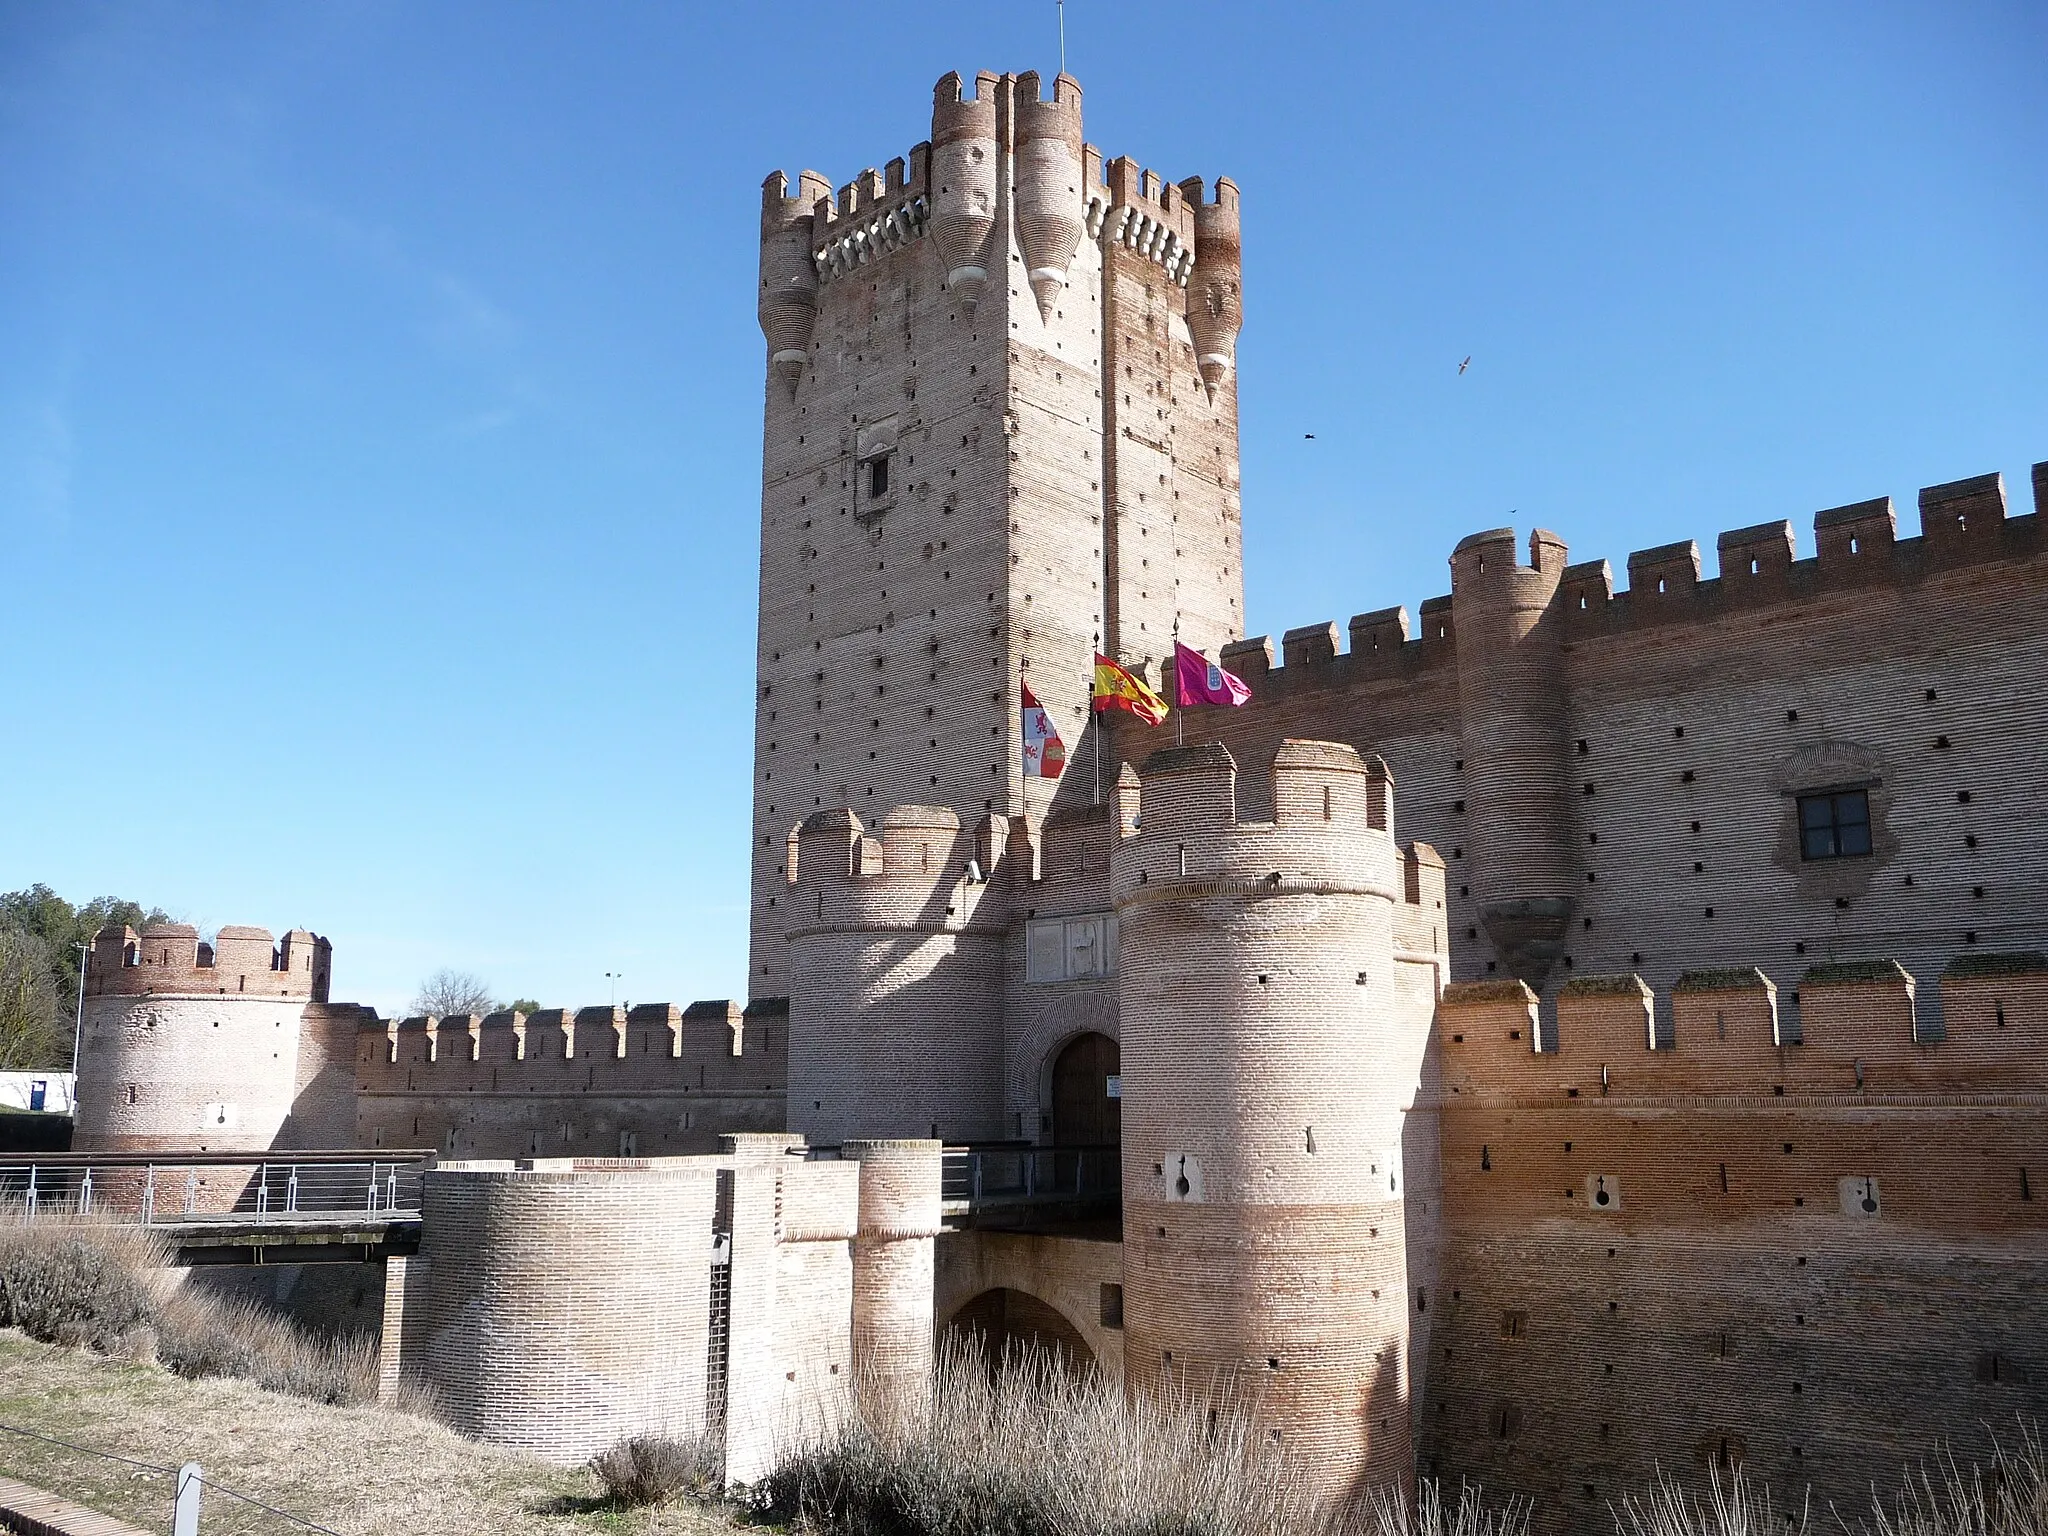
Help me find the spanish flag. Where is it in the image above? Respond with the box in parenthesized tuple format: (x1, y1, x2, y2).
(1092, 653, 1170, 726)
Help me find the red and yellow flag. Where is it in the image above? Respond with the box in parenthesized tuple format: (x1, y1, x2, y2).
(1092, 652, 1169, 726)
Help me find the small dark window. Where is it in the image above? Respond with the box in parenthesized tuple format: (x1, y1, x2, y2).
(1799, 789, 1872, 860)
(1501, 1310, 1528, 1340)
(1100, 1283, 1124, 1329)
(868, 455, 891, 498)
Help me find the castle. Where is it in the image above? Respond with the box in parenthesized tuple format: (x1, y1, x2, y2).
(67, 69, 2048, 1529)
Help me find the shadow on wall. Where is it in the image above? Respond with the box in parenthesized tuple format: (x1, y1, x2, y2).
(948, 1287, 1096, 1375)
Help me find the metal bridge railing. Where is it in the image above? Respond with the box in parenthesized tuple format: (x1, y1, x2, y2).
(0, 1153, 429, 1227)
(940, 1144, 1119, 1214)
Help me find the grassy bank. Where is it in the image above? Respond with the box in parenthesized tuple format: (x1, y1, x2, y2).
(0, 1330, 742, 1536)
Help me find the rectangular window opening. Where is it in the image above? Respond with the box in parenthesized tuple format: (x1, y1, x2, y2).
(1798, 788, 1872, 861)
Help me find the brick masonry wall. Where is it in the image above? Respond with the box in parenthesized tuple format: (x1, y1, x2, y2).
(1178, 469, 2048, 1032)
(1423, 967, 2048, 1530)
(353, 1001, 786, 1158)
(73, 993, 312, 1155)
(416, 1158, 721, 1464)
(936, 1228, 1127, 1383)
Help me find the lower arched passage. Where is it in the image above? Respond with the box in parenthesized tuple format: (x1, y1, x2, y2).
(946, 1286, 1096, 1375)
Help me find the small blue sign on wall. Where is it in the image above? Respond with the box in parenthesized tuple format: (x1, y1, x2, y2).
(28, 1080, 46, 1112)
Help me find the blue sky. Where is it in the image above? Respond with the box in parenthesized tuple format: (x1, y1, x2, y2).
(2, 2, 2042, 1016)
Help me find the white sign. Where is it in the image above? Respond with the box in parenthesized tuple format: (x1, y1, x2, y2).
(1105, 1075, 1122, 1099)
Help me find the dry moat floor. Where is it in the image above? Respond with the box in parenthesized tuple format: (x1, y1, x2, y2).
(0, 1330, 746, 1536)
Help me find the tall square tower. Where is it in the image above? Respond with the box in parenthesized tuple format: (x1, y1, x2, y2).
(749, 70, 1246, 995)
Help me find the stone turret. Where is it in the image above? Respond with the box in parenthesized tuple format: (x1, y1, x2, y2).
(75, 920, 339, 1154)
(1112, 741, 1442, 1501)
(1179, 175, 1243, 397)
(1449, 528, 1576, 986)
(1012, 71, 1085, 319)
(758, 169, 829, 393)
(928, 71, 999, 308)
(784, 806, 1010, 1144)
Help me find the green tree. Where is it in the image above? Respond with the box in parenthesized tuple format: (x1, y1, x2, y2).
(0, 886, 177, 1047)
(0, 927, 64, 1070)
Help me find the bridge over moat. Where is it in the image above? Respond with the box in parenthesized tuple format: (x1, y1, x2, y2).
(2, 1150, 428, 1265)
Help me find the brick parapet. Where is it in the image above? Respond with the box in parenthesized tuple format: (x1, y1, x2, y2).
(1199, 463, 2048, 700)
(1438, 956, 2048, 1105)
(86, 921, 329, 1002)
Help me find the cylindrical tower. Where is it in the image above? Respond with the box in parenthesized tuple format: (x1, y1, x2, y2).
(929, 70, 999, 308)
(842, 1138, 943, 1413)
(73, 920, 330, 1155)
(1113, 741, 1420, 1503)
(417, 1159, 721, 1463)
(1178, 176, 1243, 398)
(759, 169, 827, 395)
(1448, 527, 1576, 986)
(1012, 71, 1085, 320)
(785, 806, 1008, 1144)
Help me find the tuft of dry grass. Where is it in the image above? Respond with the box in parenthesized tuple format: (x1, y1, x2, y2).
(592, 1432, 727, 1508)
(753, 1337, 1523, 1536)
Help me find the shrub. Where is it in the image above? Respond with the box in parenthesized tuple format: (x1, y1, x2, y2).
(592, 1432, 725, 1507)
(0, 1208, 384, 1409)
(0, 1221, 159, 1352)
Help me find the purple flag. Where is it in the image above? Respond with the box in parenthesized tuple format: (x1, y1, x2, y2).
(1174, 642, 1252, 708)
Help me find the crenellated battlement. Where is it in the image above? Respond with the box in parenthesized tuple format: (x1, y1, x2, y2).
(783, 804, 1008, 937)
(1437, 953, 2048, 1105)
(356, 997, 779, 1092)
(1109, 740, 1408, 908)
(1206, 461, 2048, 700)
(86, 921, 330, 1002)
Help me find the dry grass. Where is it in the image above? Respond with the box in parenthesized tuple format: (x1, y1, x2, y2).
(0, 1328, 745, 1535)
(0, 1209, 403, 1409)
(752, 1338, 1522, 1536)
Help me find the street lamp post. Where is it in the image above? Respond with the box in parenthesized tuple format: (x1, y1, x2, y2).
(605, 971, 622, 1009)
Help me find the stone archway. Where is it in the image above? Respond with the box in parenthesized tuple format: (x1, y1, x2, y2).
(946, 1286, 1096, 1374)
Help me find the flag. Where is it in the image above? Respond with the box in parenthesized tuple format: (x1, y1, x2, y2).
(1021, 682, 1066, 779)
(1173, 642, 1252, 708)
(1092, 653, 1170, 726)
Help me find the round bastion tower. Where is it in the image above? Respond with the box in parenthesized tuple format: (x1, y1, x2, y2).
(73, 921, 331, 1154)
(1112, 740, 1428, 1502)
(784, 805, 1011, 1145)
(1449, 527, 1576, 987)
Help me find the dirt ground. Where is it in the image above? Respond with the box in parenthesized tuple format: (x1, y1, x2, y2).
(0, 1330, 749, 1536)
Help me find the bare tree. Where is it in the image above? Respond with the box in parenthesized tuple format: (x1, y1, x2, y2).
(411, 969, 499, 1019)
(0, 927, 65, 1070)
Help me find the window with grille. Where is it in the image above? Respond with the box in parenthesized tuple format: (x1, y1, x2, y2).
(1798, 789, 1871, 860)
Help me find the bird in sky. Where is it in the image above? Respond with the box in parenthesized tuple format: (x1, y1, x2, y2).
(1304, 433, 1315, 440)
(1458, 356, 1472, 374)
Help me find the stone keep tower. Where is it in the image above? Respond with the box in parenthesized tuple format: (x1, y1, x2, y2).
(1111, 740, 1444, 1501)
(73, 921, 338, 1154)
(750, 69, 1247, 995)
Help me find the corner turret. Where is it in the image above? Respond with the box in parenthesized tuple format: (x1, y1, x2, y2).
(759, 169, 829, 394)
(1013, 71, 1086, 320)
(1448, 528, 1576, 986)
(929, 71, 999, 309)
(1178, 176, 1242, 397)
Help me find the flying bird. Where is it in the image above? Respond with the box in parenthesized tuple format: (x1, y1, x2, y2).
(1304, 433, 1315, 440)
(1459, 356, 1472, 374)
